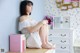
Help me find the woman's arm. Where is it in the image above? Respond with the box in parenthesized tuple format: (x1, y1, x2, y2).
(25, 21, 44, 33)
(26, 20, 48, 33)
(20, 16, 48, 33)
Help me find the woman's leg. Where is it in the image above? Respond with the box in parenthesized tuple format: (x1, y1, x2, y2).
(44, 24, 49, 43)
(39, 24, 47, 45)
(45, 25, 55, 48)
(39, 24, 53, 49)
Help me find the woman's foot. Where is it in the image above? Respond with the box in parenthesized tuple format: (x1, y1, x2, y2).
(41, 44, 53, 49)
(46, 42, 55, 49)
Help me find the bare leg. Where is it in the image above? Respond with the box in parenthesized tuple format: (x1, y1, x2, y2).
(39, 24, 53, 49)
(44, 24, 49, 43)
(45, 25, 55, 49)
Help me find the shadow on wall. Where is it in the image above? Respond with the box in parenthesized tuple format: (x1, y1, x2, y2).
(15, 16, 22, 34)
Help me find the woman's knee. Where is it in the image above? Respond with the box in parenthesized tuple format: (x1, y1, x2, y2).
(39, 23, 48, 30)
(43, 24, 48, 28)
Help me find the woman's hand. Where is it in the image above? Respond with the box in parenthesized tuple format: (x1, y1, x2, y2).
(42, 20, 48, 25)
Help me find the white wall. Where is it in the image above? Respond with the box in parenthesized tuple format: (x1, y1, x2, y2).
(30, 0, 44, 21)
(0, 0, 20, 52)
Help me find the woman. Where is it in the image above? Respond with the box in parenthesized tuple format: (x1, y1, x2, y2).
(19, 0, 54, 49)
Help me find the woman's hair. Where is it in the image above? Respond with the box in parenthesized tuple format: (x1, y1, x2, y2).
(20, 0, 33, 16)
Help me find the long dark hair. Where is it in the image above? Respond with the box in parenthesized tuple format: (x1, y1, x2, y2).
(20, 0, 33, 16)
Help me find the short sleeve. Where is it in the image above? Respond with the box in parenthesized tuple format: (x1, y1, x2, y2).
(19, 20, 31, 31)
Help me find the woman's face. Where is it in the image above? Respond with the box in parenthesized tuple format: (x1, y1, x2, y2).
(26, 4, 33, 14)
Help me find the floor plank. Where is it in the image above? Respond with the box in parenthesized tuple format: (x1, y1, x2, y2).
(7, 48, 55, 53)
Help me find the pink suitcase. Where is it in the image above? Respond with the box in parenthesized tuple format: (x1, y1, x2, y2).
(9, 34, 26, 52)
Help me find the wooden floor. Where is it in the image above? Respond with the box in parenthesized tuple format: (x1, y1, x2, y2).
(7, 47, 80, 53)
(7, 48, 55, 53)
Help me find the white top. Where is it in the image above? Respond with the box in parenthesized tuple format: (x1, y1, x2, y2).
(19, 16, 42, 48)
(19, 16, 36, 29)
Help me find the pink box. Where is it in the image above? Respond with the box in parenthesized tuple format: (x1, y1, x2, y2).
(9, 34, 26, 52)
